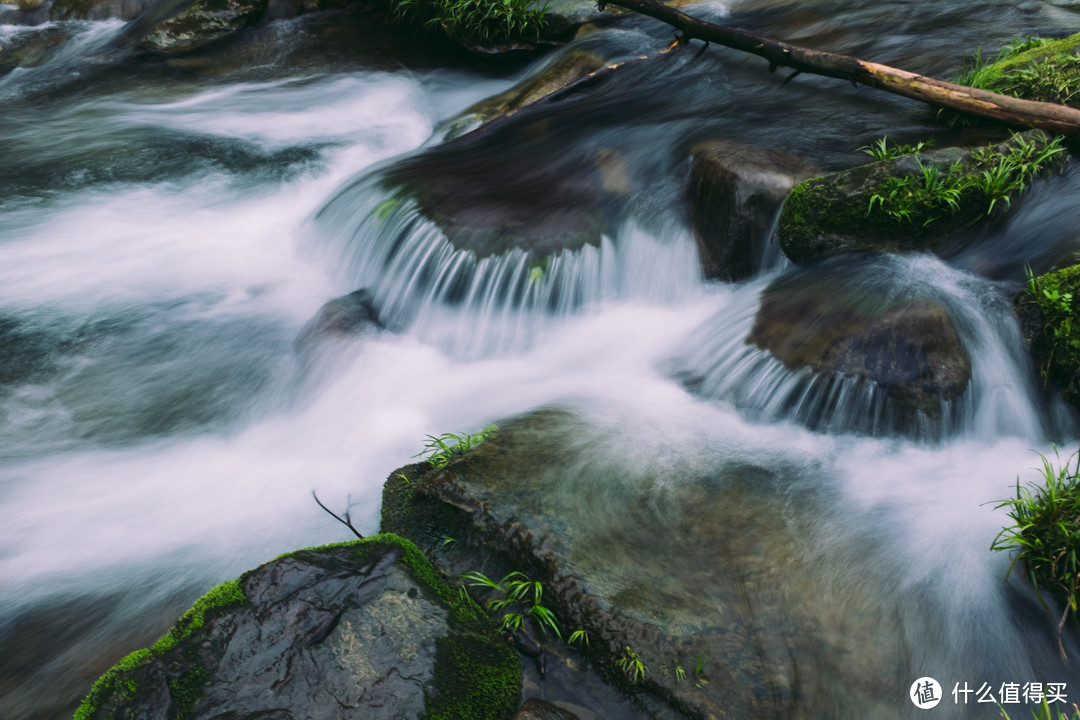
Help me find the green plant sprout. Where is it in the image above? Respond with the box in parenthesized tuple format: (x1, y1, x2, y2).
(460, 570, 561, 639)
(416, 424, 498, 468)
(999, 698, 1080, 719)
(674, 663, 686, 684)
(617, 646, 648, 683)
(568, 629, 590, 647)
(858, 136, 934, 161)
(863, 132, 1064, 227)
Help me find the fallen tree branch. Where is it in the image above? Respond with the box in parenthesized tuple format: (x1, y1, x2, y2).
(603, 0, 1080, 139)
(312, 490, 365, 539)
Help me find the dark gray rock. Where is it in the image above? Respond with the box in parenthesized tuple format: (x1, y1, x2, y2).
(747, 265, 972, 416)
(688, 140, 817, 281)
(75, 537, 522, 720)
(135, 0, 266, 53)
(295, 289, 383, 346)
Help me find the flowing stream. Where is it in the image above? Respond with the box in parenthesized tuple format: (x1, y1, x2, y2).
(3, 1, 1080, 718)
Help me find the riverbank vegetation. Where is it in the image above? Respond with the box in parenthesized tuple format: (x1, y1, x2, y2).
(992, 452, 1080, 651)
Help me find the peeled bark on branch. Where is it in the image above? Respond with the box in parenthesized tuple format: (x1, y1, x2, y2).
(603, 0, 1080, 139)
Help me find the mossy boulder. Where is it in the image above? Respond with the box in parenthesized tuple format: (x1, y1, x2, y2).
(748, 266, 972, 421)
(74, 535, 521, 720)
(778, 130, 1066, 264)
(962, 32, 1080, 109)
(382, 410, 911, 719)
(688, 140, 817, 281)
(1016, 264, 1080, 410)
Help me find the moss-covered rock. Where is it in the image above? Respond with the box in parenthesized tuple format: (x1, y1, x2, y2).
(1017, 264, 1080, 410)
(381, 409, 911, 719)
(73, 535, 521, 720)
(962, 32, 1080, 109)
(778, 130, 1066, 264)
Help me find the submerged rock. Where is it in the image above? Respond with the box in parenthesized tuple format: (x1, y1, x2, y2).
(749, 264, 971, 418)
(688, 140, 817, 281)
(778, 130, 1066, 264)
(295, 289, 384, 345)
(74, 536, 521, 720)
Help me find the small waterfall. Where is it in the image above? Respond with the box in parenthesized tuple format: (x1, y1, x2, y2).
(0, 19, 128, 100)
(676, 254, 1058, 443)
(311, 172, 703, 357)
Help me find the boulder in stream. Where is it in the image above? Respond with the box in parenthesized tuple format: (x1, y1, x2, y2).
(382, 409, 920, 719)
(748, 263, 972, 421)
(778, 130, 1066, 264)
(688, 140, 817, 281)
(73, 536, 522, 720)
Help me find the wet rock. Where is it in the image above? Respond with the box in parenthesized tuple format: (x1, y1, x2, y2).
(295, 289, 383, 346)
(48, 0, 155, 20)
(748, 264, 971, 416)
(381, 410, 913, 720)
(514, 697, 581, 720)
(74, 536, 522, 720)
(381, 133, 616, 260)
(444, 47, 608, 139)
(688, 140, 817, 281)
(777, 130, 1065, 264)
(135, 0, 266, 53)
(0, 26, 72, 76)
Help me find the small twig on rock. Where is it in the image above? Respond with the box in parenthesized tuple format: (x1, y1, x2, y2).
(312, 490, 364, 539)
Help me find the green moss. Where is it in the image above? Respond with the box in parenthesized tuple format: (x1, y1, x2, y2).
(73, 649, 152, 720)
(962, 32, 1080, 107)
(167, 662, 210, 720)
(151, 580, 246, 656)
(423, 634, 522, 720)
(1027, 264, 1080, 407)
(779, 132, 1065, 264)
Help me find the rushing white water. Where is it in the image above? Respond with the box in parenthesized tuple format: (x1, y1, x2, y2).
(3, 8, 1080, 719)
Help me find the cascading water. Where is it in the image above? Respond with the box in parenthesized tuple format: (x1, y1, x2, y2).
(311, 173, 702, 356)
(675, 253, 1065, 442)
(2, 0, 1080, 718)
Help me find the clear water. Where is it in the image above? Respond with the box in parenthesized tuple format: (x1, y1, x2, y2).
(2, 1, 1080, 717)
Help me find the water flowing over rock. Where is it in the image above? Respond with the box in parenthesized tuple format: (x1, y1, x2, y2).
(749, 267, 972, 418)
(382, 408, 1076, 720)
(688, 140, 817, 281)
(74, 537, 522, 720)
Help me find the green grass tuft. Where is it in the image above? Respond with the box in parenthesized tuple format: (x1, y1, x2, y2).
(415, 424, 498, 469)
(992, 451, 1080, 652)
